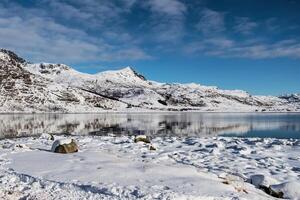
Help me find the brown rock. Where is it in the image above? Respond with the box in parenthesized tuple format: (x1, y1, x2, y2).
(53, 139, 78, 154)
(134, 135, 151, 144)
(149, 145, 156, 151)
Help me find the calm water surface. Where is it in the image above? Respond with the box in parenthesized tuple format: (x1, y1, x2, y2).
(0, 113, 300, 139)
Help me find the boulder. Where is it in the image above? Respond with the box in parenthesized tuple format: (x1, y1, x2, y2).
(249, 174, 279, 187)
(249, 174, 285, 198)
(250, 174, 265, 187)
(269, 181, 300, 199)
(134, 135, 151, 144)
(149, 145, 156, 151)
(51, 139, 78, 154)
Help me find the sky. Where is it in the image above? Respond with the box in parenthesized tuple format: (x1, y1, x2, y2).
(0, 0, 299, 95)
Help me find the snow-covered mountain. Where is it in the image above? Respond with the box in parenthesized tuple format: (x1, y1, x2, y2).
(0, 49, 299, 112)
(0, 49, 126, 112)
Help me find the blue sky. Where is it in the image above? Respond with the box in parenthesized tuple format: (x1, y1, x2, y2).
(0, 0, 299, 95)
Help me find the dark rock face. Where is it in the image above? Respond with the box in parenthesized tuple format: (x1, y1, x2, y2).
(249, 174, 285, 198)
(157, 99, 167, 106)
(279, 94, 300, 103)
(0, 49, 26, 64)
(0, 49, 49, 108)
(38, 63, 69, 75)
(259, 186, 283, 198)
(130, 67, 146, 81)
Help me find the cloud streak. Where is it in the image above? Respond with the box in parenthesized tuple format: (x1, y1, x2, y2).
(187, 7, 300, 59)
(0, 0, 150, 64)
(142, 0, 187, 43)
(234, 17, 258, 35)
(196, 8, 225, 35)
(0, 0, 299, 65)
(146, 0, 186, 17)
(185, 38, 300, 59)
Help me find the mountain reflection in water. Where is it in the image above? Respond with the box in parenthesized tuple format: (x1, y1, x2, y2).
(0, 113, 300, 139)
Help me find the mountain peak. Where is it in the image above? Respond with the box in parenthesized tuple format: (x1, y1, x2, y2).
(120, 66, 134, 72)
(119, 66, 146, 81)
(0, 49, 26, 64)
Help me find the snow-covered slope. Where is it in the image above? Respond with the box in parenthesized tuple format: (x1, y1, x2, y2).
(0, 48, 299, 112)
(0, 49, 126, 113)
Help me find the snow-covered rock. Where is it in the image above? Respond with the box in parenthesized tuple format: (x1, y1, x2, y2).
(250, 174, 265, 187)
(249, 174, 278, 188)
(51, 139, 78, 153)
(1, 48, 300, 112)
(134, 135, 151, 143)
(270, 181, 300, 199)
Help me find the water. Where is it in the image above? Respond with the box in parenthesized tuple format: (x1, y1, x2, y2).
(0, 113, 300, 139)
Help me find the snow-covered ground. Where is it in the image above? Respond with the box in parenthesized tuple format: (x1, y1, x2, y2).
(1, 135, 300, 199)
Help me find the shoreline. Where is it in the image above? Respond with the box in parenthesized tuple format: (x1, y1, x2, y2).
(1, 111, 300, 115)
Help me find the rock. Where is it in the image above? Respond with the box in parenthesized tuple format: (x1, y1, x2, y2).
(157, 99, 167, 106)
(14, 144, 29, 149)
(249, 174, 285, 198)
(149, 145, 156, 151)
(134, 135, 151, 144)
(40, 133, 54, 140)
(249, 174, 278, 187)
(250, 174, 265, 187)
(269, 181, 300, 199)
(51, 139, 78, 154)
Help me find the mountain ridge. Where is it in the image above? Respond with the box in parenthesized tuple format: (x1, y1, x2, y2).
(0, 49, 299, 112)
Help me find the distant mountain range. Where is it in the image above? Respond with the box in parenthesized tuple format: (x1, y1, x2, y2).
(0, 49, 299, 113)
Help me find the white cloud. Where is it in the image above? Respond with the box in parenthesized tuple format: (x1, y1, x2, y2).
(0, 0, 299, 63)
(206, 38, 235, 48)
(224, 40, 300, 59)
(234, 17, 258, 34)
(146, 0, 186, 17)
(265, 17, 280, 32)
(0, 1, 150, 65)
(185, 38, 300, 59)
(196, 8, 225, 35)
(42, 0, 125, 28)
(142, 0, 187, 43)
(188, 8, 300, 59)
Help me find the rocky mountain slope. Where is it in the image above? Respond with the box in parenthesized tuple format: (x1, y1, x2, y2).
(0, 49, 126, 112)
(0, 49, 299, 112)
